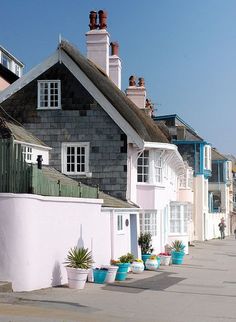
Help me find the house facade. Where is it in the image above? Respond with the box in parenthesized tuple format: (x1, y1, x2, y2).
(153, 114, 212, 241)
(0, 11, 192, 253)
(208, 149, 232, 237)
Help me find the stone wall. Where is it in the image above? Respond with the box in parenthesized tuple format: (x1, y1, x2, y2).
(2, 63, 128, 199)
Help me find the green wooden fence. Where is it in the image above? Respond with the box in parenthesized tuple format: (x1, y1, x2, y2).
(0, 138, 31, 193)
(0, 139, 98, 199)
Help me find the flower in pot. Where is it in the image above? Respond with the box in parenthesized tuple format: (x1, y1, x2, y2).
(138, 232, 153, 265)
(171, 240, 185, 265)
(159, 252, 171, 266)
(131, 259, 144, 274)
(145, 255, 159, 271)
(114, 253, 135, 281)
(64, 246, 93, 289)
(93, 267, 109, 284)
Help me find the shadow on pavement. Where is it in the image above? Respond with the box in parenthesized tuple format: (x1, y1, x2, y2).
(103, 271, 185, 294)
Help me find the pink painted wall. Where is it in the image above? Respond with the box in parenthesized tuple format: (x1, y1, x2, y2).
(0, 193, 111, 291)
(0, 77, 10, 91)
(178, 189, 193, 203)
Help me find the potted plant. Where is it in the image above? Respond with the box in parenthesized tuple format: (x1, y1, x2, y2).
(138, 232, 153, 265)
(113, 253, 134, 281)
(159, 252, 171, 266)
(171, 240, 185, 265)
(93, 267, 108, 284)
(130, 259, 144, 274)
(64, 246, 93, 289)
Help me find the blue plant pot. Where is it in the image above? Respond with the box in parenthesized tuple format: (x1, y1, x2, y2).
(141, 254, 151, 270)
(171, 251, 185, 265)
(93, 269, 108, 284)
(115, 263, 130, 281)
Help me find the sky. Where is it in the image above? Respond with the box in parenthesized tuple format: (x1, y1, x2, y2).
(1, 0, 236, 155)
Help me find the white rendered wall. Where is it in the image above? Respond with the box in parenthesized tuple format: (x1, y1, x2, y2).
(0, 193, 112, 291)
(193, 175, 205, 241)
(86, 29, 110, 75)
(109, 55, 121, 89)
(31, 147, 50, 165)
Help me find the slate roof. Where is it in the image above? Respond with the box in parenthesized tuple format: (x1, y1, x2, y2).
(0, 110, 48, 147)
(153, 114, 204, 142)
(211, 148, 228, 161)
(59, 40, 169, 144)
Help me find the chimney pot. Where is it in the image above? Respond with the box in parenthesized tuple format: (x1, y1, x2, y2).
(36, 155, 43, 170)
(129, 75, 136, 86)
(110, 42, 119, 56)
(98, 10, 107, 29)
(138, 77, 145, 87)
(89, 11, 98, 30)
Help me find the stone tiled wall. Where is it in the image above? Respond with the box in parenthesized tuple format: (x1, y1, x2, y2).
(2, 63, 128, 199)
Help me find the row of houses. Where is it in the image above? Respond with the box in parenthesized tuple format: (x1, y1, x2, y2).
(0, 10, 235, 291)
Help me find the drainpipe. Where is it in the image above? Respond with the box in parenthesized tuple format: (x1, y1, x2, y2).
(110, 209, 115, 260)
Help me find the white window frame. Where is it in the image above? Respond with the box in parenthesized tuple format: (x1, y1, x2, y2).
(2, 53, 10, 69)
(37, 80, 61, 109)
(179, 167, 193, 189)
(204, 145, 211, 170)
(139, 211, 157, 236)
(61, 142, 90, 176)
(154, 151, 163, 184)
(170, 203, 191, 235)
(137, 150, 149, 183)
(15, 64, 20, 76)
(117, 214, 124, 233)
(225, 161, 230, 181)
(22, 145, 32, 162)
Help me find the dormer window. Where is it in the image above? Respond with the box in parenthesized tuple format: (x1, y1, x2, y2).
(37, 80, 61, 109)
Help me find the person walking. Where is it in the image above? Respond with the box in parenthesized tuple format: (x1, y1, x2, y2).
(218, 218, 226, 239)
(234, 228, 236, 239)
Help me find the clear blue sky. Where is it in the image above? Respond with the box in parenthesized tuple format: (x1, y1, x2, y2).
(2, 0, 236, 155)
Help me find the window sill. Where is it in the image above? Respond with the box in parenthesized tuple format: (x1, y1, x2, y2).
(137, 183, 165, 188)
(37, 107, 61, 110)
(63, 172, 92, 178)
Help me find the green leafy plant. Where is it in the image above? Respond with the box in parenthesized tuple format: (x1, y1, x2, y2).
(138, 232, 153, 254)
(119, 253, 135, 263)
(64, 247, 93, 269)
(171, 240, 185, 253)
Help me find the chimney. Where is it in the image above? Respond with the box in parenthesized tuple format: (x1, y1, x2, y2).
(125, 76, 146, 109)
(86, 10, 110, 75)
(109, 42, 121, 89)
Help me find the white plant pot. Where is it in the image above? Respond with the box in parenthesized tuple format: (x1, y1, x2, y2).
(131, 261, 144, 274)
(66, 267, 89, 289)
(145, 259, 159, 271)
(101, 265, 119, 283)
(160, 255, 171, 266)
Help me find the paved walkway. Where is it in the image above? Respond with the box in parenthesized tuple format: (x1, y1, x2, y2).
(1, 237, 236, 322)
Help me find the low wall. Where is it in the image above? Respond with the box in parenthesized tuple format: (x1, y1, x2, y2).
(205, 212, 229, 240)
(0, 193, 111, 291)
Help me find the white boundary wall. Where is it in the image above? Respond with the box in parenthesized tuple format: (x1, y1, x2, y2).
(0, 193, 112, 291)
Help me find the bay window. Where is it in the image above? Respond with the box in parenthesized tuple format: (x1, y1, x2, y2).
(139, 211, 157, 236)
(170, 203, 191, 234)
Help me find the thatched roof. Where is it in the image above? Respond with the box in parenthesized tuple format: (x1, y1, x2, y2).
(59, 40, 168, 144)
